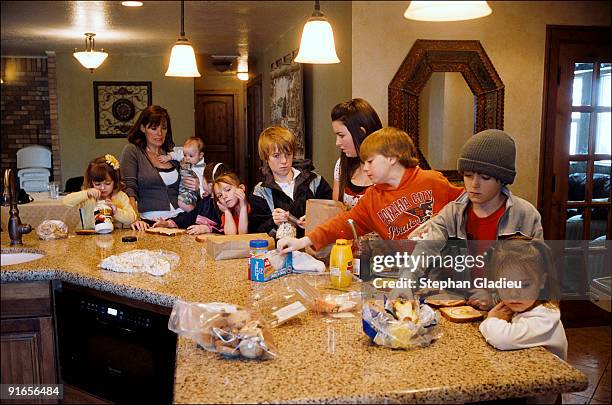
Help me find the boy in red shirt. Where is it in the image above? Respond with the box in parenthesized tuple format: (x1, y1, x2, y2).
(277, 127, 463, 253)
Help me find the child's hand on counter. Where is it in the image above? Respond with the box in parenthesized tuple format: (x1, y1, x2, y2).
(131, 220, 150, 231)
(186, 224, 211, 235)
(487, 302, 513, 322)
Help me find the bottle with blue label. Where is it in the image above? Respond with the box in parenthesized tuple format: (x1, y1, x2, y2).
(248, 239, 268, 280)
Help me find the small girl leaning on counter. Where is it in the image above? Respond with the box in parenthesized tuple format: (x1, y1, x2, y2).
(213, 170, 249, 235)
(63, 154, 138, 229)
(479, 237, 568, 361)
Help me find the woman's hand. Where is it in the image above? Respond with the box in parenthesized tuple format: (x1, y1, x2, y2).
(272, 208, 289, 226)
(87, 188, 101, 199)
(182, 176, 200, 192)
(277, 236, 312, 254)
(130, 220, 150, 231)
(186, 224, 211, 235)
(467, 288, 494, 310)
(487, 302, 514, 322)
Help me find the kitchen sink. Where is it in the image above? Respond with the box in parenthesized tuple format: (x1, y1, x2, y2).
(1, 248, 45, 266)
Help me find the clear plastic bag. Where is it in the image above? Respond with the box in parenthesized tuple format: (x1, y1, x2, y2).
(168, 300, 277, 360)
(249, 275, 362, 326)
(36, 220, 68, 240)
(250, 279, 309, 327)
(291, 250, 326, 273)
(362, 298, 441, 349)
(283, 276, 361, 315)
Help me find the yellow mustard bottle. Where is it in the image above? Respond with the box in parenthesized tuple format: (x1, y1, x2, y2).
(329, 239, 353, 289)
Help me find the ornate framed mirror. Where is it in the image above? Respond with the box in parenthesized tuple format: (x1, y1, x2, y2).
(388, 40, 504, 182)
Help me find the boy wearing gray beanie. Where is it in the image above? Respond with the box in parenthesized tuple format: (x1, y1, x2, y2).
(403, 129, 543, 309)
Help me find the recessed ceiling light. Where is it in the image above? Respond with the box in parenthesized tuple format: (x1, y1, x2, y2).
(122, 1, 143, 7)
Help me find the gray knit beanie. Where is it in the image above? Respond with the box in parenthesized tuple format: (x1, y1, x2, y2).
(457, 129, 516, 184)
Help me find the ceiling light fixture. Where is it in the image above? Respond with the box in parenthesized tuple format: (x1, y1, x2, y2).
(121, 1, 143, 7)
(295, 0, 340, 64)
(404, 1, 492, 22)
(165, 0, 201, 77)
(73, 33, 108, 73)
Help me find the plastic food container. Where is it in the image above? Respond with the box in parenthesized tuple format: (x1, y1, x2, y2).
(248, 239, 269, 279)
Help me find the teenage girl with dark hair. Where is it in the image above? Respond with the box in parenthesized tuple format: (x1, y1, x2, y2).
(331, 98, 383, 208)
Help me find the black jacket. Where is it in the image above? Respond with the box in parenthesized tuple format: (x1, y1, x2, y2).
(171, 196, 222, 233)
(248, 159, 332, 237)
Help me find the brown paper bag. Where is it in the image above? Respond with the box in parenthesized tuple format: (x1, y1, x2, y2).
(196, 233, 275, 260)
(304, 199, 347, 261)
(305, 199, 347, 234)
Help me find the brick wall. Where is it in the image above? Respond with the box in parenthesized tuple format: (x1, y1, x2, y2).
(46, 51, 61, 184)
(1, 55, 61, 185)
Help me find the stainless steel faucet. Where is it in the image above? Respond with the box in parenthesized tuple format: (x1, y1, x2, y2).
(2, 169, 32, 245)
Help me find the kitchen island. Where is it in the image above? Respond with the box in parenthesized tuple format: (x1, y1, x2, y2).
(1, 230, 588, 403)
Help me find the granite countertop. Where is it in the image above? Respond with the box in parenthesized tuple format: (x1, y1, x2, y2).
(1, 230, 588, 403)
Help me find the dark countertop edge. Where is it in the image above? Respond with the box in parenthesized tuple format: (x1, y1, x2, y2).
(1, 269, 177, 308)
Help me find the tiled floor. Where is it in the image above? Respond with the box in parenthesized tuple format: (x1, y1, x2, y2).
(563, 326, 611, 404)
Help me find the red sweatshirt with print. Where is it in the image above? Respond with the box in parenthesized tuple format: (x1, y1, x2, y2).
(307, 167, 464, 250)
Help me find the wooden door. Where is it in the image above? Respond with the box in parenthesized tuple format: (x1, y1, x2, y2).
(246, 75, 264, 191)
(539, 26, 611, 326)
(195, 91, 238, 176)
(1, 317, 58, 402)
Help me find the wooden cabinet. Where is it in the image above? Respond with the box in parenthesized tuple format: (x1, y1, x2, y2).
(1, 282, 58, 404)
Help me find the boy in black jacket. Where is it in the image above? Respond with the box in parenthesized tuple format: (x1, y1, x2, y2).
(249, 127, 332, 237)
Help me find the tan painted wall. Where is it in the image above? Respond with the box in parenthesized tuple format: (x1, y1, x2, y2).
(55, 53, 194, 184)
(352, 1, 611, 204)
(253, 0, 352, 184)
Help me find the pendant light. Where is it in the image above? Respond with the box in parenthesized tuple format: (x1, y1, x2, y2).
(404, 1, 492, 22)
(295, 0, 340, 64)
(165, 0, 201, 77)
(73, 33, 108, 73)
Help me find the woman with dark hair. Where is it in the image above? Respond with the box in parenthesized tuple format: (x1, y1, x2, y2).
(331, 98, 383, 208)
(120, 105, 198, 230)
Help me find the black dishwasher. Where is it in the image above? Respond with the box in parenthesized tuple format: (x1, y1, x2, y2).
(54, 282, 176, 404)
